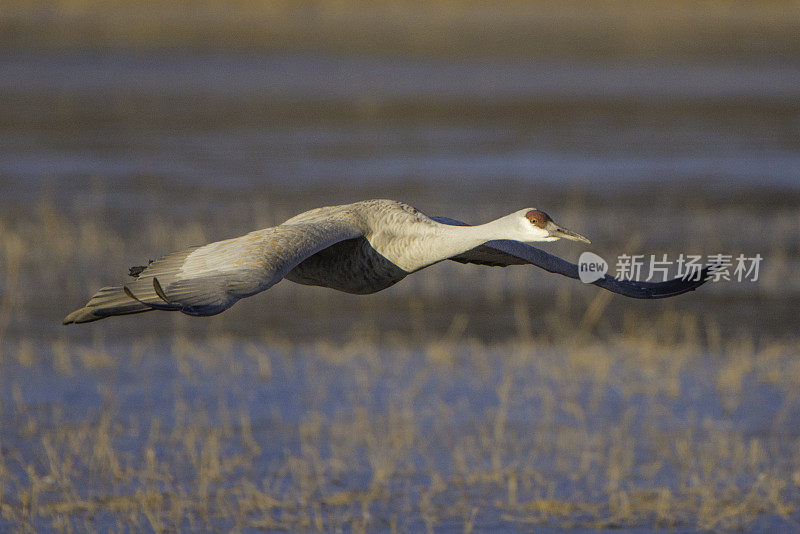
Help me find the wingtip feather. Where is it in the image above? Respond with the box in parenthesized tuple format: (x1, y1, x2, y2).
(62, 307, 102, 325)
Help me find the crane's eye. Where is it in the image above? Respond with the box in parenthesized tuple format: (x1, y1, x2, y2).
(525, 209, 549, 227)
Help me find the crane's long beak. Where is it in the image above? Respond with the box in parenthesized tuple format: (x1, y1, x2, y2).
(549, 223, 591, 244)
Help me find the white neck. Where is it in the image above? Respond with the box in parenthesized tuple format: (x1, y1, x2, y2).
(440, 217, 511, 246)
(373, 214, 521, 272)
(433, 215, 518, 257)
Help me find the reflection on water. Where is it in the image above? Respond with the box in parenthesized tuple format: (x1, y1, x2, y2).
(4, 53, 800, 99)
(2, 53, 799, 202)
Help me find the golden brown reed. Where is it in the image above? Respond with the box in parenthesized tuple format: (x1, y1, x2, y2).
(0, 189, 798, 531)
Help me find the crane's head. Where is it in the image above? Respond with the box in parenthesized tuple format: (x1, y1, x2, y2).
(515, 209, 591, 244)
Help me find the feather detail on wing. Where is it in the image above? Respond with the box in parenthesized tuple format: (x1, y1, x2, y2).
(64, 218, 363, 323)
(431, 216, 711, 299)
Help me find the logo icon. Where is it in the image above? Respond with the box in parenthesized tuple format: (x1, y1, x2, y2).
(578, 251, 608, 283)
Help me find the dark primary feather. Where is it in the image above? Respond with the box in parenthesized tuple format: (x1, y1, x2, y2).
(63, 247, 199, 324)
(432, 216, 710, 299)
(128, 260, 153, 278)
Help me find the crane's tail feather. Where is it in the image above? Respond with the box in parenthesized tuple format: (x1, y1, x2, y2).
(62, 285, 155, 324)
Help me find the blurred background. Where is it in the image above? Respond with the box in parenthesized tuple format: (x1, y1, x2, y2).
(1, 1, 799, 531)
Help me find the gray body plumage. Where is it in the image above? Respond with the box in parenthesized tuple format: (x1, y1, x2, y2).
(64, 199, 710, 324)
(285, 237, 408, 294)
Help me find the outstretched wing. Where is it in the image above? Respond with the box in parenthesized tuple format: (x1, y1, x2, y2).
(432, 216, 710, 299)
(64, 218, 363, 324)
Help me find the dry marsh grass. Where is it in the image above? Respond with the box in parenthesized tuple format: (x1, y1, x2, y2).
(0, 189, 799, 531)
(3, 328, 800, 531)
